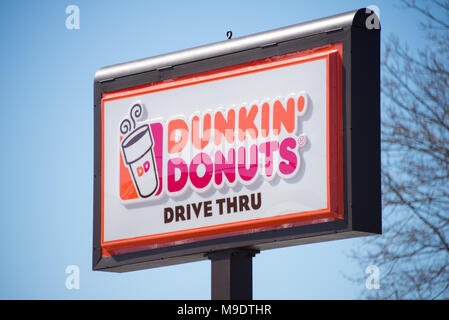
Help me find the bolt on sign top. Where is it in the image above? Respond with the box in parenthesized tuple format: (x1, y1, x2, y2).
(93, 8, 381, 272)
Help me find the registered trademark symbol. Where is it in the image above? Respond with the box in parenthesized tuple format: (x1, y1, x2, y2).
(298, 134, 307, 147)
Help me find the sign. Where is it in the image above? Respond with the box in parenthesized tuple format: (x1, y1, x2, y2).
(93, 9, 380, 272)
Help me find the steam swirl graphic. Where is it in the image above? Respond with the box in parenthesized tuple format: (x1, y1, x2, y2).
(120, 103, 144, 135)
(130, 103, 143, 128)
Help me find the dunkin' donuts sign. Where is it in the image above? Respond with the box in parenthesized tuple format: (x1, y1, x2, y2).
(119, 93, 308, 200)
(101, 45, 344, 255)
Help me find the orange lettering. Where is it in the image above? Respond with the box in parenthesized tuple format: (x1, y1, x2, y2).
(168, 119, 189, 154)
(137, 166, 144, 177)
(238, 105, 258, 142)
(192, 113, 211, 150)
(273, 98, 295, 135)
(261, 102, 270, 138)
(214, 109, 235, 145)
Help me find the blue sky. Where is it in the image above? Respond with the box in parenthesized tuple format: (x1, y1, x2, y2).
(0, 0, 428, 299)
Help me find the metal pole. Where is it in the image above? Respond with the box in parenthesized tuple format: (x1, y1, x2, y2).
(207, 248, 259, 300)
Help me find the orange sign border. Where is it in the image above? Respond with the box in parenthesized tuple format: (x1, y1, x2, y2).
(100, 43, 344, 257)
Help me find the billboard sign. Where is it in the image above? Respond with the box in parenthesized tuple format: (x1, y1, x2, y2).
(93, 9, 380, 272)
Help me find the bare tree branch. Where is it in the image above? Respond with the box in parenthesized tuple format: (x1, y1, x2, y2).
(348, 0, 449, 300)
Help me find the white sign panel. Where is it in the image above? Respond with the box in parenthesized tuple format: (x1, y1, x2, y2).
(100, 46, 343, 255)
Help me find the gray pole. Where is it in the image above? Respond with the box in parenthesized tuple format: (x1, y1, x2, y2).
(207, 249, 259, 300)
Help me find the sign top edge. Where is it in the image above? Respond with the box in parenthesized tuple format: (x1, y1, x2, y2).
(94, 8, 367, 83)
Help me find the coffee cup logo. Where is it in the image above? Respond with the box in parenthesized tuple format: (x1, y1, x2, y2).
(120, 103, 159, 198)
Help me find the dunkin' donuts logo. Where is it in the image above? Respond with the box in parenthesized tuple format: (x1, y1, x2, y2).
(119, 103, 160, 199)
(119, 92, 309, 202)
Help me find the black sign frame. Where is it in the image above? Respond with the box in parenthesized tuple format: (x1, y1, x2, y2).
(93, 8, 380, 272)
